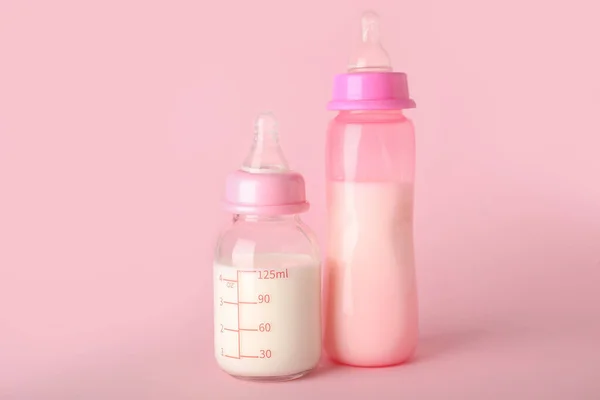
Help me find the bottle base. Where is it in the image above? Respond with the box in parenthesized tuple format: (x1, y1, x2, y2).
(326, 346, 417, 368)
(227, 368, 313, 382)
(329, 357, 412, 368)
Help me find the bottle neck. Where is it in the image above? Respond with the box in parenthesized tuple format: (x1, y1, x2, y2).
(336, 109, 406, 123)
(341, 109, 404, 113)
(233, 214, 299, 223)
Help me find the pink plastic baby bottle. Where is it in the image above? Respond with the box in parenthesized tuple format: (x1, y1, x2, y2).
(323, 11, 418, 367)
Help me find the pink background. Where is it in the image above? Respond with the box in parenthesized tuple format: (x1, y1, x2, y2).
(1, 0, 599, 398)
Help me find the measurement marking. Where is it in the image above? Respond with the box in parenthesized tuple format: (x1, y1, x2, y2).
(236, 270, 241, 358)
(239, 301, 257, 304)
(240, 355, 259, 359)
(224, 328, 238, 332)
(223, 354, 239, 359)
(258, 269, 289, 280)
(223, 301, 238, 305)
(222, 278, 237, 283)
(238, 270, 258, 273)
(239, 328, 258, 332)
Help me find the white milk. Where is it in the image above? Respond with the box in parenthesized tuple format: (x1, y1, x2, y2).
(213, 253, 321, 379)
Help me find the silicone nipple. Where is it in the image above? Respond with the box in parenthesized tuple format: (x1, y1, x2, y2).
(347, 11, 393, 73)
(241, 112, 290, 173)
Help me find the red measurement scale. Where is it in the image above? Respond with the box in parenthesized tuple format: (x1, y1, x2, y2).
(216, 269, 286, 360)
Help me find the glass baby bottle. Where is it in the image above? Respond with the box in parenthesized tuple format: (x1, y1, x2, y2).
(323, 11, 418, 367)
(213, 113, 322, 381)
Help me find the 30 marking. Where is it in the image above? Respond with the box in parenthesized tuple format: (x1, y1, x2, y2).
(260, 350, 272, 358)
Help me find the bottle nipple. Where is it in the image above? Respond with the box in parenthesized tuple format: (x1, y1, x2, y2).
(347, 11, 393, 73)
(241, 112, 290, 173)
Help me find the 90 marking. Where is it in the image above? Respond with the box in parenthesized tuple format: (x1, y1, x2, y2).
(258, 294, 271, 303)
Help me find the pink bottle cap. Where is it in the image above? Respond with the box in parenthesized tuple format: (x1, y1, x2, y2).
(223, 113, 310, 215)
(327, 11, 416, 111)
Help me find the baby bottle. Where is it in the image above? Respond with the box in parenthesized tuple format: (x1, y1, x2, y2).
(213, 113, 322, 381)
(323, 11, 418, 367)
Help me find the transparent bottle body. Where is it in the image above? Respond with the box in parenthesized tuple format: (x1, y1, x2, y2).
(213, 215, 322, 381)
(324, 110, 418, 367)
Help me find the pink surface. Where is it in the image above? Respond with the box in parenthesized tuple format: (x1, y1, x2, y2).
(1, 0, 599, 399)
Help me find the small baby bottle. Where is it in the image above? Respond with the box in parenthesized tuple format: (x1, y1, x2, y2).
(213, 113, 322, 381)
(323, 11, 418, 367)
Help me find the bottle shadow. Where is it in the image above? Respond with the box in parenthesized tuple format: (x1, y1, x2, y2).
(304, 357, 350, 379)
(410, 327, 491, 364)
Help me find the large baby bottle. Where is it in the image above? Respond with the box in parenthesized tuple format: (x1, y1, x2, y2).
(323, 11, 418, 367)
(213, 113, 322, 381)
